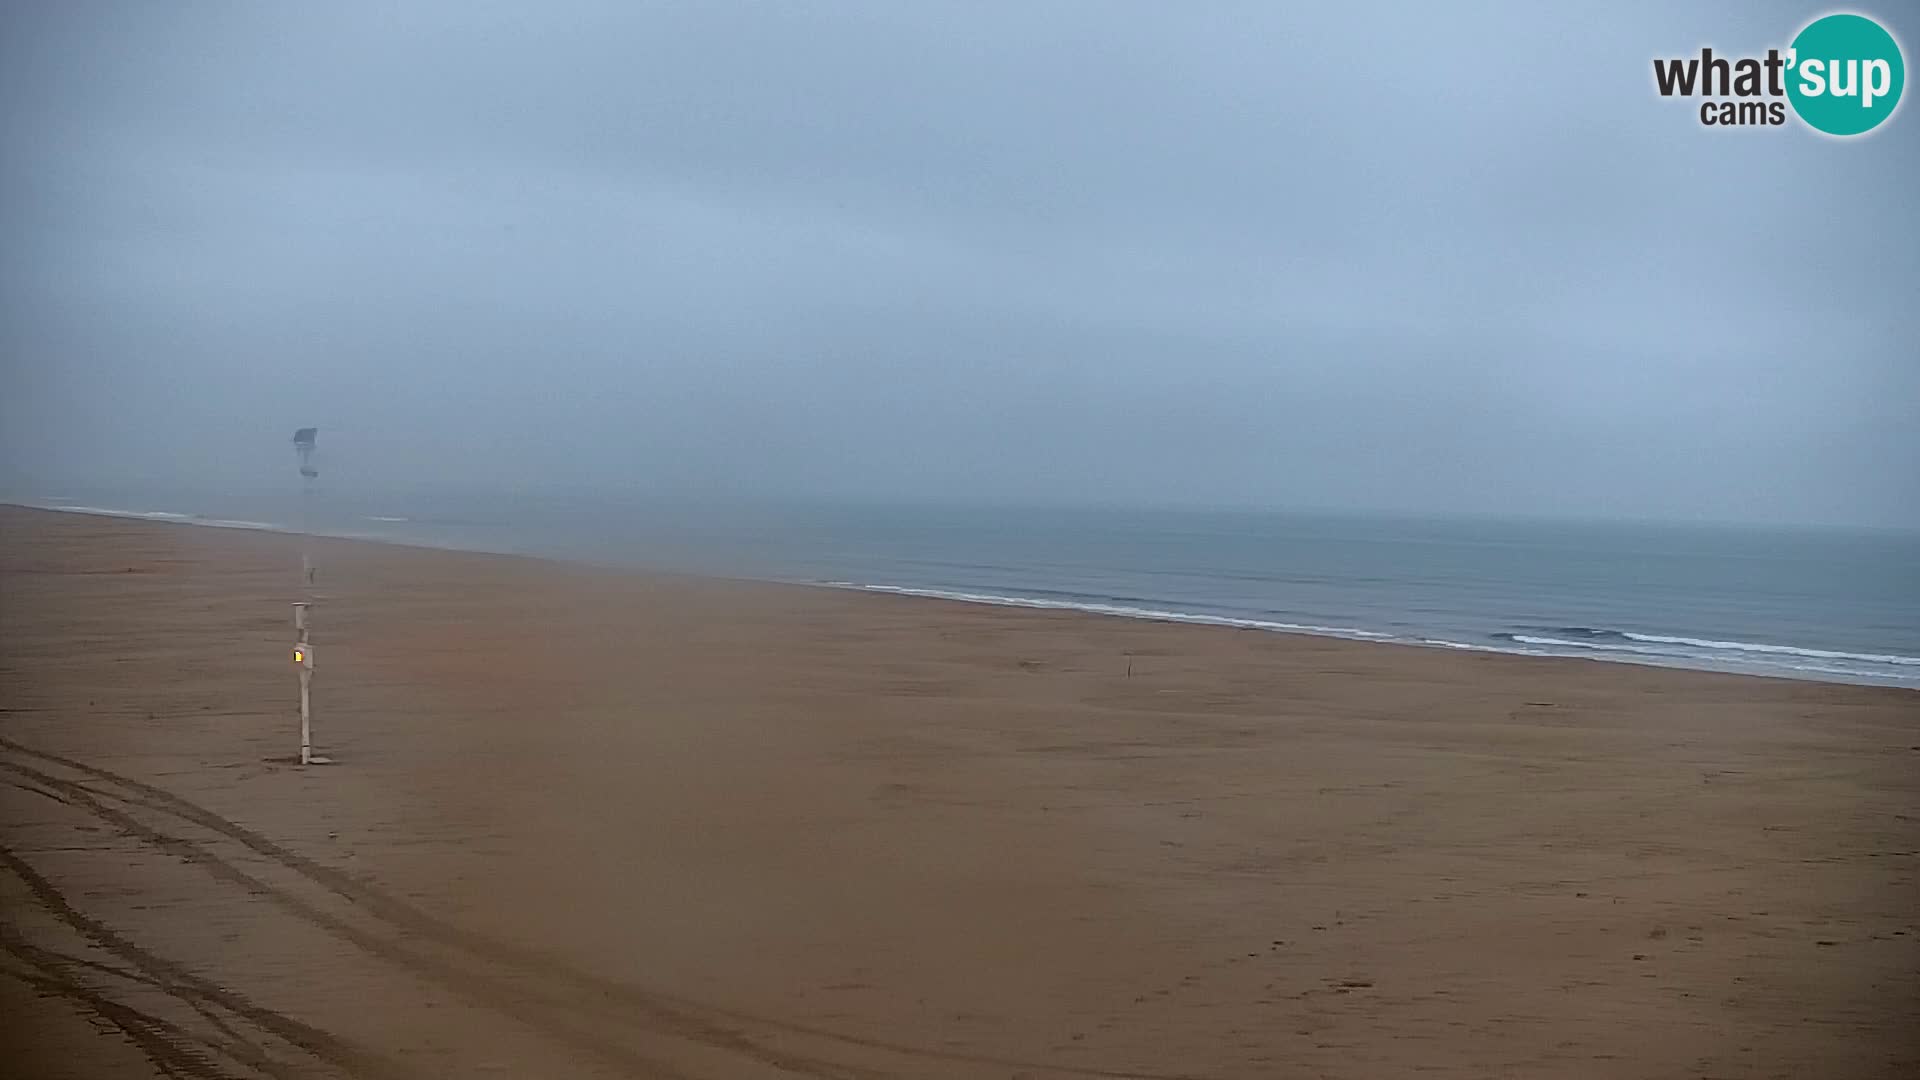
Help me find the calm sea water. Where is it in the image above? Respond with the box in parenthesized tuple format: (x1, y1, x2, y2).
(15, 486, 1920, 688)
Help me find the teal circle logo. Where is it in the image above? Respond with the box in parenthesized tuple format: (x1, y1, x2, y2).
(1787, 13, 1905, 136)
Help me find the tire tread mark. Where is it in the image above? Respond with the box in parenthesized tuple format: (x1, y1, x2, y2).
(10, 932, 273, 1064)
(1, 736, 1205, 1080)
(0, 927, 320, 1080)
(0, 954, 248, 1080)
(0, 838, 399, 1080)
(6, 752, 882, 1080)
(4, 761, 725, 1080)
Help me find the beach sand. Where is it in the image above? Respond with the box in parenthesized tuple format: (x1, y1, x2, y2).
(2, 504, 1915, 1079)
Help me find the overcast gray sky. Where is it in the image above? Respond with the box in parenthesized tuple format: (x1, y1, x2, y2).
(3, 2, 1915, 526)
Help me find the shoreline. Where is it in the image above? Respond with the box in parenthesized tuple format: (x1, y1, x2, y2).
(3, 503, 1917, 1077)
(8, 499, 1917, 692)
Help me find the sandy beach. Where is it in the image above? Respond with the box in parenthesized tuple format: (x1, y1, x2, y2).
(1, 503, 1915, 1078)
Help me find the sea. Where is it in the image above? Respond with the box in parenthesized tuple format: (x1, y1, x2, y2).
(10, 486, 1919, 689)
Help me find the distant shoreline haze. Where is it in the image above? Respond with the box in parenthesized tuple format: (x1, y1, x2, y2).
(11, 487, 1916, 689)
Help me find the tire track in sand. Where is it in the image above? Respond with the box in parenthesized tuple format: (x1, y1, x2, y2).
(1, 736, 1198, 1080)
(0, 761, 733, 1080)
(0, 843, 392, 1079)
(0, 922, 319, 1080)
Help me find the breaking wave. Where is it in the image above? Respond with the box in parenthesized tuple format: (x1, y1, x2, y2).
(1494, 627, 1920, 667)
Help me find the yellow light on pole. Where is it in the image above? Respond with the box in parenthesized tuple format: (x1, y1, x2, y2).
(292, 647, 306, 664)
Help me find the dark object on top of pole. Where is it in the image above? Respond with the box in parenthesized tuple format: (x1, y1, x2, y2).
(293, 428, 319, 479)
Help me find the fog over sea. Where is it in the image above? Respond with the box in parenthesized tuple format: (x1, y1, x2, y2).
(16, 486, 1919, 689)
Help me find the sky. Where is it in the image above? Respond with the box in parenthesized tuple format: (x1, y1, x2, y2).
(2, 2, 1916, 527)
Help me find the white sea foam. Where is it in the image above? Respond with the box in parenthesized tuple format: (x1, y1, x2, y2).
(829, 582, 1396, 640)
(1508, 633, 1671, 653)
(40, 504, 280, 531)
(1616, 631, 1920, 666)
(1498, 634, 1917, 685)
(52, 505, 192, 521)
(1508, 633, 1918, 668)
(1419, 638, 1551, 656)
